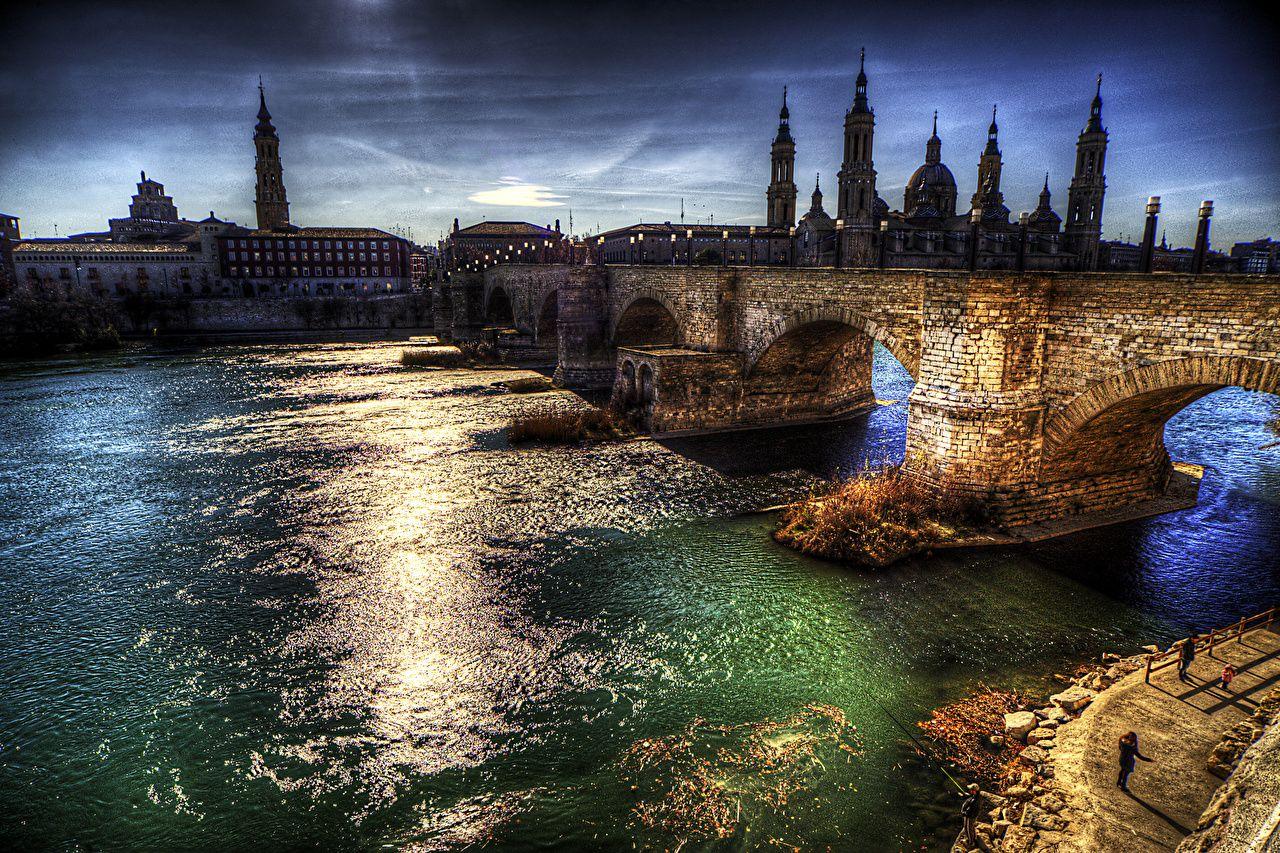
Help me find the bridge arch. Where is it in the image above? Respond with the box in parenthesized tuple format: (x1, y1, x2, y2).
(535, 289, 558, 344)
(1040, 356, 1280, 480)
(484, 285, 515, 325)
(609, 290, 685, 348)
(746, 306, 918, 380)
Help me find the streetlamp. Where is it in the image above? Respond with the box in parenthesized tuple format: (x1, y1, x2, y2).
(878, 220, 889, 269)
(686, 229, 693, 265)
(1016, 212, 1030, 272)
(721, 230, 729, 267)
(629, 235, 635, 265)
(834, 219, 844, 268)
(670, 233, 677, 266)
(638, 232, 645, 265)
(968, 209, 982, 271)
(788, 226, 796, 268)
(1139, 196, 1160, 273)
(1192, 200, 1213, 274)
(748, 225, 756, 267)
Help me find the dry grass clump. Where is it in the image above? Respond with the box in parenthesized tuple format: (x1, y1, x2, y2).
(508, 408, 630, 445)
(504, 376, 554, 394)
(917, 688, 1030, 790)
(400, 346, 466, 368)
(619, 704, 860, 841)
(774, 466, 981, 567)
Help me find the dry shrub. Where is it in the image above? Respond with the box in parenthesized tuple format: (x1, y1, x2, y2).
(774, 466, 981, 567)
(455, 339, 500, 364)
(508, 408, 629, 445)
(917, 688, 1030, 790)
(504, 376, 554, 393)
(400, 346, 465, 367)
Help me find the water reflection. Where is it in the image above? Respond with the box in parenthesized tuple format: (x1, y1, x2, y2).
(0, 342, 1275, 851)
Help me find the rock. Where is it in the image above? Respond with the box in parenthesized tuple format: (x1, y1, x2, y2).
(1036, 794, 1067, 814)
(1142, 644, 1160, 654)
(1021, 804, 1067, 831)
(1027, 727, 1056, 745)
(1039, 718, 1060, 729)
(1037, 739, 1056, 750)
(1050, 685, 1096, 713)
(1004, 711, 1038, 741)
(993, 819, 1013, 837)
(1102, 652, 1122, 663)
(1019, 745, 1049, 765)
(1004, 785, 1030, 798)
(1001, 824, 1038, 852)
(988, 734, 1006, 748)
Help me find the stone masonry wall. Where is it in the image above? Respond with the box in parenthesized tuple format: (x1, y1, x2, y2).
(116, 292, 433, 336)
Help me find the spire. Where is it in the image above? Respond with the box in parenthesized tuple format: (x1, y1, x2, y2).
(255, 77, 277, 138)
(1041, 172, 1050, 197)
(925, 110, 942, 165)
(852, 47, 869, 113)
(1086, 73, 1103, 132)
(985, 104, 999, 155)
(774, 85, 793, 143)
(811, 172, 824, 211)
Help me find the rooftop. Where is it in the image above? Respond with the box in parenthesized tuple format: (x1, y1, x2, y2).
(245, 226, 402, 239)
(12, 241, 195, 254)
(455, 221, 557, 237)
(598, 222, 792, 239)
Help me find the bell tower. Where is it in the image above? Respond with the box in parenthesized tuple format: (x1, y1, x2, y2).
(766, 87, 798, 229)
(971, 105, 1005, 218)
(254, 79, 290, 232)
(1065, 75, 1108, 270)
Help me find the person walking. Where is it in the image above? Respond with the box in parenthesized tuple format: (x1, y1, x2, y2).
(1117, 731, 1153, 792)
(1221, 663, 1237, 691)
(960, 783, 982, 846)
(1178, 633, 1198, 682)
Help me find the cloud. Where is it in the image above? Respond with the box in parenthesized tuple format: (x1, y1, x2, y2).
(467, 181, 566, 207)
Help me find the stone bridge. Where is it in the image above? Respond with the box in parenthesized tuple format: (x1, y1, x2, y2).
(440, 264, 1279, 527)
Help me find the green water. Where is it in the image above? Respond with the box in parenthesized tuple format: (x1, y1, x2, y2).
(1, 342, 1276, 850)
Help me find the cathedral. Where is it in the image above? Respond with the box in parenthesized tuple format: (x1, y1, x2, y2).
(785, 52, 1108, 271)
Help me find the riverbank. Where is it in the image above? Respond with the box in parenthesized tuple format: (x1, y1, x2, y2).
(936, 623, 1280, 853)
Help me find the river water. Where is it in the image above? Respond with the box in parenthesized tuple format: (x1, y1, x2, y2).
(1, 342, 1277, 851)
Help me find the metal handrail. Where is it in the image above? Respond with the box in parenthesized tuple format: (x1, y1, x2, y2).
(1144, 606, 1277, 682)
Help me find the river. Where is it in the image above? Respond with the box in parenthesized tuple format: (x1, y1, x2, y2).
(1, 342, 1277, 851)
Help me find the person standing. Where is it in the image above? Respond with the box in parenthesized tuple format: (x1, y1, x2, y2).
(960, 783, 982, 845)
(1178, 633, 1198, 682)
(1117, 731, 1153, 791)
(1221, 663, 1237, 691)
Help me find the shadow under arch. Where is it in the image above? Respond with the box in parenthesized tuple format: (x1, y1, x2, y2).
(1041, 356, 1280, 482)
(610, 291, 684, 347)
(485, 286, 514, 325)
(535, 289, 558, 345)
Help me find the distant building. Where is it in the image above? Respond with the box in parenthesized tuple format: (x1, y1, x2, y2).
(443, 219, 575, 270)
(596, 222, 791, 265)
(409, 245, 437, 290)
(1231, 238, 1280, 274)
(11, 240, 214, 297)
(0, 213, 18, 293)
(216, 227, 411, 296)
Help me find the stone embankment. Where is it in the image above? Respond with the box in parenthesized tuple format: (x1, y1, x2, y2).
(950, 626, 1280, 852)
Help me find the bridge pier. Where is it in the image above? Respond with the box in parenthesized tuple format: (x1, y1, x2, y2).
(554, 266, 615, 388)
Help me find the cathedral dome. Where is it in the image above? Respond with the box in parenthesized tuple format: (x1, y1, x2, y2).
(906, 161, 957, 193)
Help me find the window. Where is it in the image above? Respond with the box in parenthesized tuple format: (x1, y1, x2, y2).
(382, 252, 389, 262)
(267, 266, 274, 276)
(303, 268, 310, 276)
(381, 241, 388, 249)
(360, 267, 367, 277)
(251, 240, 259, 248)
(255, 267, 262, 276)
(326, 267, 333, 276)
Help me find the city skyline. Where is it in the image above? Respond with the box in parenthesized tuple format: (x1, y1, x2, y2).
(3, 0, 1279, 247)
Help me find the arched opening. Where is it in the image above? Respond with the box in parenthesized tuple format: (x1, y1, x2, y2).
(536, 290, 558, 344)
(485, 287, 514, 325)
(1042, 358, 1279, 486)
(614, 297, 679, 347)
(620, 360, 637, 405)
(742, 316, 914, 432)
(638, 363, 655, 405)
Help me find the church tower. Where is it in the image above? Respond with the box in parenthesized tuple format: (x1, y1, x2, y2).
(837, 49, 878, 265)
(766, 87, 798, 229)
(970, 105, 1007, 221)
(1065, 75, 1108, 270)
(254, 80, 290, 232)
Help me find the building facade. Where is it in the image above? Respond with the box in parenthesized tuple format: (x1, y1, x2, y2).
(443, 220, 575, 270)
(216, 227, 411, 296)
(596, 222, 792, 265)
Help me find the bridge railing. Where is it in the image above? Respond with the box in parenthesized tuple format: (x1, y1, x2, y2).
(1144, 606, 1277, 683)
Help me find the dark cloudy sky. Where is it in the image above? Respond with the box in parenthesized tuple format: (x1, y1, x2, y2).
(2, 0, 1277, 247)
